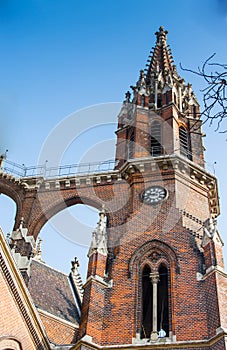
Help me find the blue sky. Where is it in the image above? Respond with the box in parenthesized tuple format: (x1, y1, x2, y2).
(0, 0, 227, 280)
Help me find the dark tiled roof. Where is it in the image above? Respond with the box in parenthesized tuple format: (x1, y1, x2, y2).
(28, 260, 80, 324)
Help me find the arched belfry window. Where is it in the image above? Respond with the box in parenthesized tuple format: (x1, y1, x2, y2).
(129, 240, 179, 342)
(157, 265, 169, 336)
(141, 263, 169, 339)
(150, 121, 162, 156)
(179, 126, 189, 158)
(141, 265, 152, 338)
(141, 94, 145, 107)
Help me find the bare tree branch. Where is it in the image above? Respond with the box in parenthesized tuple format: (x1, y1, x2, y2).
(180, 54, 227, 132)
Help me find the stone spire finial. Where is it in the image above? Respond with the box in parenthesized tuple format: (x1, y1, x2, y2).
(88, 231, 98, 258)
(33, 237, 44, 262)
(155, 26, 168, 44)
(0, 149, 8, 170)
(125, 91, 131, 102)
(204, 217, 217, 240)
(97, 204, 106, 234)
(202, 217, 224, 248)
(88, 205, 108, 257)
(19, 217, 24, 230)
(71, 257, 80, 274)
(70, 257, 83, 302)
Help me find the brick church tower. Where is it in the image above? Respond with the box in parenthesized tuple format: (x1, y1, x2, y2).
(79, 26, 227, 349)
(1, 26, 227, 349)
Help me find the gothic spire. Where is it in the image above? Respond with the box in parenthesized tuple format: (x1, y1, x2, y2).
(146, 26, 174, 78)
(128, 26, 199, 113)
(130, 26, 181, 106)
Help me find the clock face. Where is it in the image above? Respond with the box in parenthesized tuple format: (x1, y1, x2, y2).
(141, 186, 167, 205)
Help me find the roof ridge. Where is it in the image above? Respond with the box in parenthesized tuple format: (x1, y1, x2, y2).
(31, 258, 69, 277)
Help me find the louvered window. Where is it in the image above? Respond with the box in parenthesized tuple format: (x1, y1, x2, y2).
(179, 126, 189, 157)
(150, 121, 162, 156)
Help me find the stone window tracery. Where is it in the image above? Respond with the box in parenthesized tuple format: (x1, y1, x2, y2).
(129, 240, 179, 342)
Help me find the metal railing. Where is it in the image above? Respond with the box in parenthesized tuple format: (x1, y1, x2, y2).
(1, 158, 117, 179)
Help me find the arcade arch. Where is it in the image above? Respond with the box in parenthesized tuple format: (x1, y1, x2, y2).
(0, 194, 17, 235)
(38, 203, 99, 281)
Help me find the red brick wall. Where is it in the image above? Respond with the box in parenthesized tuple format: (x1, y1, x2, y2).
(78, 169, 225, 346)
(0, 271, 37, 349)
(39, 312, 78, 344)
(216, 272, 227, 329)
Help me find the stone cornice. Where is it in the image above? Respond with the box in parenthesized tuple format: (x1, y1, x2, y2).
(71, 331, 227, 350)
(201, 265, 227, 280)
(6, 154, 219, 217)
(119, 154, 219, 216)
(83, 275, 112, 289)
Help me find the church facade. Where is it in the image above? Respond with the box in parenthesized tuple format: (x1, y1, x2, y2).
(1, 27, 227, 350)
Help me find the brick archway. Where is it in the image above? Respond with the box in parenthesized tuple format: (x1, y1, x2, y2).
(20, 175, 131, 240)
(0, 173, 25, 230)
(29, 194, 106, 240)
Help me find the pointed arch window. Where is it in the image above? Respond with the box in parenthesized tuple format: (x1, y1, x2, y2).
(157, 265, 169, 336)
(129, 240, 180, 342)
(141, 263, 169, 339)
(141, 265, 152, 338)
(157, 95, 162, 108)
(179, 126, 189, 158)
(150, 121, 162, 156)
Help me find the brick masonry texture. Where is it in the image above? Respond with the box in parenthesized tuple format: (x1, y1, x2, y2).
(0, 268, 37, 349)
(39, 312, 78, 344)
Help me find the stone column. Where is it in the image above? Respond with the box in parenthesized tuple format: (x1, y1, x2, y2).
(150, 272, 160, 341)
(178, 86, 182, 112)
(154, 79, 158, 108)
